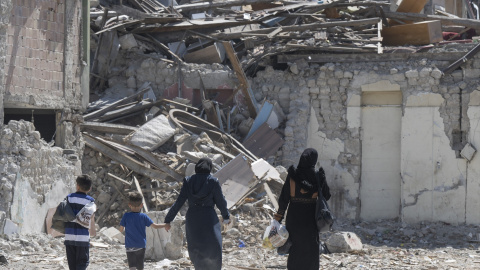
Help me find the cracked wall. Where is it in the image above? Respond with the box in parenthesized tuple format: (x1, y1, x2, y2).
(0, 120, 79, 234)
(252, 45, 480, 224)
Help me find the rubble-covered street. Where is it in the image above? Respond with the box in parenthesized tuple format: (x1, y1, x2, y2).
(3, 217, 480, 269)
(5, 0, 480, 269)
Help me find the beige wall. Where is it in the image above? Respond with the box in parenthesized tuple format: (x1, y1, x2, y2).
(3, 0, 84, 110)
(401, 94, 467, 224)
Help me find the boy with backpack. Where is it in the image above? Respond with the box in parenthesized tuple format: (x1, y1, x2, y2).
(64, 174, 96, 270)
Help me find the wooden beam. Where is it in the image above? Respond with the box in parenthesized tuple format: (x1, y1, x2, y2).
(81, 122, 137, 135)
(443, 43, 480, 75)
(384, 11, 480, 29)
(84, 134, 169, 180)
(382, 20, 443, 46)
(84, 82, 151, 121)
(108, 173, 133, 186)
(97, 99, 164, 122)
(133, 176, 149, 212)
(96, 191, 120, 224)
(168, 0, 275, 12)
(213, 18, 381, 40)
(276, 51, 467, 64)
(222, 41, 258, 118)
(202, 100, 221, 128)
(263, 182, 279, 211)
(123, 143, 183, 180)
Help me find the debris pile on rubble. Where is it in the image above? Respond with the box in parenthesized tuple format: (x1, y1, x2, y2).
(64, 0, 480, 266)
(4, 218, 480, 269)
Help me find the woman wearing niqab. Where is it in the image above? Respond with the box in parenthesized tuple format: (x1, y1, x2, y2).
(274, 148, 331, 270)
(164, 158, 230, 270)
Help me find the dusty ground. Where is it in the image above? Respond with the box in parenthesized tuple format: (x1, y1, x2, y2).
(2, 216, 480, 270)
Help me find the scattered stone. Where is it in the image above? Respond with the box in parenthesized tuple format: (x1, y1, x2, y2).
(325, 232, 363, 253)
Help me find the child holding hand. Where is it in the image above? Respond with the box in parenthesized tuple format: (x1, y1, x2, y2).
(119, 191, 166, 270)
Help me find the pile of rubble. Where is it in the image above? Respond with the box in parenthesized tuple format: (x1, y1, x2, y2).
(4, 216, 480, 269)
(0, 119, 81, 235)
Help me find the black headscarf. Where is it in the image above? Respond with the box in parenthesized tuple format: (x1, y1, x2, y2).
(195, 158, 213, 174)
(288, 148, 319, 192)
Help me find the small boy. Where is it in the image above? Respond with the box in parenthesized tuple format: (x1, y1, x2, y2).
(64, 174, 96, 270)
(119, 191, 166, 270)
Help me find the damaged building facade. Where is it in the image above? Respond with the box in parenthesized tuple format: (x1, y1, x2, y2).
(2, 0, 480, 237)
(0, 0, 88, 234)
(106, 40, 480, 226)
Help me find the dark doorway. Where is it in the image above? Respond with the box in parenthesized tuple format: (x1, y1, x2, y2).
(3, 109, 57, 143)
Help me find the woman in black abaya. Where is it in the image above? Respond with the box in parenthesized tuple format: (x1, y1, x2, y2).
(274, 148, 331, 270)
(164, 158, 230, 270)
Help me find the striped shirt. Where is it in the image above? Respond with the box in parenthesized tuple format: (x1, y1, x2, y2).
(64, 192, 95, 247)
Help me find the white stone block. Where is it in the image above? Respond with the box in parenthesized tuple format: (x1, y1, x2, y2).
(119, 34, 138, 50)
(3, 219, 18, 235)
(101, 227, 125, 244)
(461, 143, 476, 161)
(325, 232, 362, 253)
(146, 211, 184, 261)
(127, 115, 176, 150)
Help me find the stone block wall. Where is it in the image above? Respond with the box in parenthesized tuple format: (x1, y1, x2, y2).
(0, 120, 77, 233)
(251, 45, 480, 224)
(2, 0, 83, 110)
(106, 50, 238, 99)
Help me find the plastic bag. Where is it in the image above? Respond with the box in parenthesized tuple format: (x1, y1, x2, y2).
(262, 220, 289, 249)
(75, 201, 96, 228)
(277, 237, 292, 255)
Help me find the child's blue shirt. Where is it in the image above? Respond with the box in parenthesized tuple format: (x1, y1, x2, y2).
(120, 212, 154, 248)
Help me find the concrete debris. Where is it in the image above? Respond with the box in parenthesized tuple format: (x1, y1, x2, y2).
(125, 114, 177, 151)
(99, 227, 125, 244)
(325, 232, 363, 253)
(4, 217, 480, 269)
(146, 211, 184, 261)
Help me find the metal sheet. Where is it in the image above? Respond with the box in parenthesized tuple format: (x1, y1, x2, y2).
(245, 101, 273, 140)
(243, 122, 284, 159)
(213, 155, 256, 209)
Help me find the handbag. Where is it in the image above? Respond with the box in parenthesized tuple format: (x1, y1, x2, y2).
(51, 196, 76, 233)
(277, 237, 292, 255)
(315, 172, 335, 233)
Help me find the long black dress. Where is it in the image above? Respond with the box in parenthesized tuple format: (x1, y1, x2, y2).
(164, 173, 230, 270)
(276, 167, 331, 270)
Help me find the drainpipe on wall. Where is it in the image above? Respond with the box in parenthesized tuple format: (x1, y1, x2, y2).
(81, 0, 90, 110)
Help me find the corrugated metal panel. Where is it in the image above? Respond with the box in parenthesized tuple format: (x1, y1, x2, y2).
(213, 155, 256, 209)
(243, 123, 284, 159)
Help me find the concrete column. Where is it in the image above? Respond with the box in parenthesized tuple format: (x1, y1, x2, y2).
(81, 0, 90, 110)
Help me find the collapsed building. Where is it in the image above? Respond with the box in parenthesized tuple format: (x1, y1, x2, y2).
(1, 0, 480, 253)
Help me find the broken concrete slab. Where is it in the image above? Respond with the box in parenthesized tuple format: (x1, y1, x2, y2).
(119, 34, 138, 50)
(101, 227, 125, 244)
(251, 158, 281, 181)
(184, 42, 226, 64)
(213, 154, 257, 209)
(325, 232, 363, 253)
(243, 123, 284, 159)
(4, 219, 18, 235)
(126, 114, 177, 151)
(146, 210, 184, 261)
